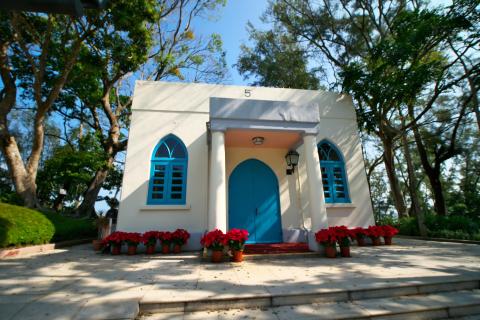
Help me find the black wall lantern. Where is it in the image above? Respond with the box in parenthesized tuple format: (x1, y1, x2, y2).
(285, 150, 299, 175)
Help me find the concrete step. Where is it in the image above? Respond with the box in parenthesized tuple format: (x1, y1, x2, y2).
(139, 289, 480, 320)
(139, 278, 480, 314)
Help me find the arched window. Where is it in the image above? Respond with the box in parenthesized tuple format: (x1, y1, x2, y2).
(318, 140, 350, 203)
(147, 134, 188, 205)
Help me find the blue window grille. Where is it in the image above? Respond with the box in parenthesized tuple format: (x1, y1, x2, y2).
(318, 141, 350, 203)
(147, 134, 188, 205)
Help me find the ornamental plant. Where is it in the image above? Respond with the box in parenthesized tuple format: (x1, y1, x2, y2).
(201, 229, 227, 251)
(332, 226, 354, 247)
(103, 231, 125, 246)
(226, 229, 249, 251)
(382, 225, 399, 237)
(142, 231, 159, 246)
(172, 229, 190, 246)
(158, 231, 173, 245)
(350, 227, 368, 240)
(366, 225, 384, 239)
(124, 232, 142, 246)
(315, 227, 338, 246)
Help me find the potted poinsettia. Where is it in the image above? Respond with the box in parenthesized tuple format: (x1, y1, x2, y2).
(103, 231, 125, 255)
(381, 225, 399, 245)
(171, 229, 190, 253)
(124, 232, 142, 255)
(351, 227, 368, 246)
(333, 226, 353, 257)
(158, 231, 172, 254)
(142, 231, 159, 254)
(315, 227, 338, 258)
(201, 229, 227, 263)
(367, 225, 384, 246)
(226, 229, 249, 262)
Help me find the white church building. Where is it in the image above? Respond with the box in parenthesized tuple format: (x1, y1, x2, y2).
(117, 81, 374, 250)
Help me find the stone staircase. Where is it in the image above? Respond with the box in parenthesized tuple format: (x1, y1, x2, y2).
(138, 278, 480, 319)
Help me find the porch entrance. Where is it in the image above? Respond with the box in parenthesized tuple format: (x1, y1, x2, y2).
(228, 159, 283, 244)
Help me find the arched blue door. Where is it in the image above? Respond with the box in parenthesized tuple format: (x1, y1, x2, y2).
(228, 159, 283, 244)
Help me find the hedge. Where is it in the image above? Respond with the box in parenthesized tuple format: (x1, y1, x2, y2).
(0, 202, 55, 247)
(0, 202, 96, 248)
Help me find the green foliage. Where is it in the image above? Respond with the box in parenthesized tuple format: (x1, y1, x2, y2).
(341, 8, 470, 132)
(397, 214, 480, 240)
(237, 23, 320, 89)
(0, 203, 55, 247)
(36, 133, 107, 207)
(0, 202, 96, 248)
(40, 210, 96, 242)
(397, 217, 419, 236)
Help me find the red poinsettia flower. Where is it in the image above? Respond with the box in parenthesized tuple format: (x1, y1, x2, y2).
(332, 225, 353, 247)
(200, 229, 227, 251)
(226, 229, 249, 251)
(315, 227, 338, 246)
(382, 225, 399, 237)
(350, 227, 368, 239)
(366, 225, 384, 238)
(103, 231, 126, 246)
(172, 229, 191, 245)
(124, 232, 142, 246)
(158, 231, 173, 244)
(142, 231, 159, 246)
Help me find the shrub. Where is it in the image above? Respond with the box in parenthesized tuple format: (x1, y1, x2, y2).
(40, 211, 96, 242)
(397, 216, 419, 236)
(0, 202, 55, 247)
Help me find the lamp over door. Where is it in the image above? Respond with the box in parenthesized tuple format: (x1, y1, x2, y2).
(285, 150, 299, 175)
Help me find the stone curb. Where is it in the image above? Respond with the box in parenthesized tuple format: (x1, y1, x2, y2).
(397, 235, 480, 245)
(139, 278, 480, 314)
(0, 238, 94, 259)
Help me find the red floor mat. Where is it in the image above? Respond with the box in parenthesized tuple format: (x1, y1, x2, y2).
(244, 243, 310, 254)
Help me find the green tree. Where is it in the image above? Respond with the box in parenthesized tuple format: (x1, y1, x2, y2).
(55, 0, 227, 216)
(237, 23, 320, 89)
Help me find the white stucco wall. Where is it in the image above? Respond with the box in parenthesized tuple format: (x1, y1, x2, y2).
(118, 81, 374, 248)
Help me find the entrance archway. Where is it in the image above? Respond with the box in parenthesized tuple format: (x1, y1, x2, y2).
(228, 159, 283, 243)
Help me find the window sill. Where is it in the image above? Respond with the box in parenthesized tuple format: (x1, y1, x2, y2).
(140, 204, 191, 211)
(325, 203, 356, 209)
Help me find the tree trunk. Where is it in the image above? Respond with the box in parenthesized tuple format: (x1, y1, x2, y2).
(401, 129, 427, 236)
(77, 157, 113, 217)
(430, 172, 447, 216)
(410, 125, 448, 216)
(381, 136, 408, 218)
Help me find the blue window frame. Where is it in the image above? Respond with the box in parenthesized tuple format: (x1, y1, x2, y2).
(147, 134, 188, 205)
(318, 140, 350, 203)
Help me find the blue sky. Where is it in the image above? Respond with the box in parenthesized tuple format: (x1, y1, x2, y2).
(192, 0, 269, 85)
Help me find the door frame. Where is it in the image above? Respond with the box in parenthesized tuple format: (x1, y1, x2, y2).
(227, 158, 283, 244)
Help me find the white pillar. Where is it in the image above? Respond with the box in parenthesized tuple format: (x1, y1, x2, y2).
(303, 134, 328, 251)
(208, 130, 227, 231)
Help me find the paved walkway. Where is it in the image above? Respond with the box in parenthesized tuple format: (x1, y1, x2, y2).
(0, 239, 479, 320)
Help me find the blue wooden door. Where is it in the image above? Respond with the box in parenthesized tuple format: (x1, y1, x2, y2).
(228, 159, 283, 243)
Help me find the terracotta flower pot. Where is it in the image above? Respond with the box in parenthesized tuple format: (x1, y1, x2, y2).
(111, 244, 121, 255)
(384, 236, 392, 245)
(324, 244, 337, 258)
(92, 239, 103, 251)
(211, 250, 223, 263)
(145, 245, 156, 254)
(340, 246, 351, 257)
(370, 237, 381, 246)
(232, 250, 243, 263)
(161, 244, 170, 254)
(173, 244, 181, 254)
(127, 245, 137, 255)
(357, 237, 366, 246)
